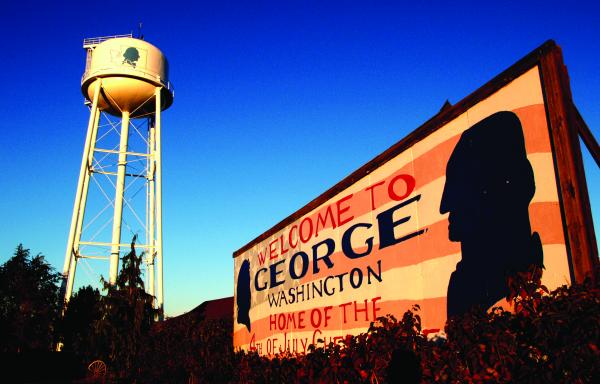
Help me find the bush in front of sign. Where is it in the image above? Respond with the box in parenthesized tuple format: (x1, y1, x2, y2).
(140, 266, 598, 383)
(423, 269, 599, 383)
(226, 268, 598, 384)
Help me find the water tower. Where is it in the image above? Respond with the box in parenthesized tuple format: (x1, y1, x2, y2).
(61, 34, 174, 317)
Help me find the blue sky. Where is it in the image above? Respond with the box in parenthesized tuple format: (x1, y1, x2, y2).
(0, 1, 598, 316)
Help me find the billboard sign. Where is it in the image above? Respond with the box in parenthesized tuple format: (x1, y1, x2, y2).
(233, 41, 598, 355)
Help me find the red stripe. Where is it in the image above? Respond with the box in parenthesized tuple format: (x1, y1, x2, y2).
(514, 104, 552, 154)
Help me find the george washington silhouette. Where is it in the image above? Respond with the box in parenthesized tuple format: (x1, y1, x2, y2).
(236, 260, 251, 331)
(440, 111, 543, 318)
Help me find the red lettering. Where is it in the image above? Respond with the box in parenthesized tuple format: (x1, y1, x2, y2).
(279, 234, 289, 255)
(312, 329, 322, 345)
(372, 296, 382, 320)
(269, 239, 278, 260)
(323, 306, 333, 327)
(258, 248, 267, 265)
(300, 217, 314, 243)
(300, 338, 308, 353)
(288, 225, 299, 249)
(267, 338, 278, 355)
(286, 312, 296, 329)
(249, 333, 257, 352)
(298, 311, 305, 329)
(310, 308, 322, 328)
(354, 299, 369, 321)
(365, 180, 386, 210)
(339, 302, 352, 323)
(388, 174, 416, 201)
(336, 194, 354, 226)
(271, 311, 316, 331)
(315, 205, 337, 237)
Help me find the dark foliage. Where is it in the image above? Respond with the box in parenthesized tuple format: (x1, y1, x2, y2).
(1, 241, 594, 383)
(0, 244, 60, 353)
(111, 268, 598, 383)
(93, 237, 158, 379)
(136, 316, 235, 383)
(59, 285, 102, 363)
(2, 351, 84, 382)
(430, 269, 599, 383)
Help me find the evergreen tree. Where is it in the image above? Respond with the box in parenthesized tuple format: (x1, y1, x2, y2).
(94, 236, 158, 377)
(60, 285, 101, 362)
(0, 244, 60, 352)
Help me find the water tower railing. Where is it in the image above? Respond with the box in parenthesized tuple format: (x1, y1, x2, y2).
(83, 34, 133, 48)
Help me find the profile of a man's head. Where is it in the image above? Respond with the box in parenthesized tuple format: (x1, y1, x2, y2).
(236, 260, 251, 331)
(440, 111, 543, 318)
(122, 47, 141, 67)
(440, 111, 535, 242)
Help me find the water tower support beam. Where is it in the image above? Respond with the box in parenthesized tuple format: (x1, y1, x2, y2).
(66, 109, 101, 302)
(109, 110, 131, 284)
(155, 88, 164, 318)
(148, 121, 156, 299)
(62, 80, 102, 305)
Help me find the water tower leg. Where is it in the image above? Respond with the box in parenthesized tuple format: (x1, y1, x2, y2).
(65, 253, 78, 303)
(148, 122, 156, 300)
(109, 111, 131, 284)
(61, 80, 102, 305)
(66, 109, 101, 303)
(155, 88, 164, 319)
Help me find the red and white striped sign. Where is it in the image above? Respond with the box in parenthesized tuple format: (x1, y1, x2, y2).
(233, 62, 576, 355)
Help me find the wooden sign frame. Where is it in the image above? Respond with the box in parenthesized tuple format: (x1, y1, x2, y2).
(232, 41, 599, 354)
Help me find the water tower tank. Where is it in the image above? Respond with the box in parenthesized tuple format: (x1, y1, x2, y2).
(81, 37, 174, 117)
